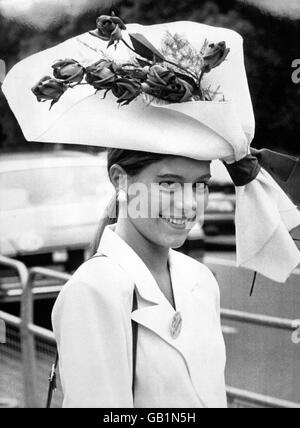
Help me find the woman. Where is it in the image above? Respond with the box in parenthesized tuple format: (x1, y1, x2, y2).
(3, 14, 300, 408)
(52, 149, 227, 408)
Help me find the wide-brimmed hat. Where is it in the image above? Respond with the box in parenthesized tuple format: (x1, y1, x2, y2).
(2, 15, 300, 282)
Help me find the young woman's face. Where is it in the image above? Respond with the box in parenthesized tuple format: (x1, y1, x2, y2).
(122, 156, 211, 249)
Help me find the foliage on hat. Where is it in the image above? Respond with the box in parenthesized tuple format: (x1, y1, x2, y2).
(32, 12, 230, 109)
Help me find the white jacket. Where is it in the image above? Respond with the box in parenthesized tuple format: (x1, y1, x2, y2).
(52, 224, 227, 408)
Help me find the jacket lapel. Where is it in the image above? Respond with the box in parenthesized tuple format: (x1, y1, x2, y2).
(97, 224, 162, 305)
(131, 249, 225, 408)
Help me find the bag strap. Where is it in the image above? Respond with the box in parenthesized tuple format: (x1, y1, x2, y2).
(46, 351, 59, 408)
(46, 253, 138, 408)
(131, 287, 138, 398)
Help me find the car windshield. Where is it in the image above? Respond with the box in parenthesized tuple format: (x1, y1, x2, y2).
(0, 165, 110, 211)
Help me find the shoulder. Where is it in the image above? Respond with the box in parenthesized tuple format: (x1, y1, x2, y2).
(171, 249, 217, 279)
(53, 255, 133, 314)
(52, 256, 134, 347)
(171, 249, 219, 295)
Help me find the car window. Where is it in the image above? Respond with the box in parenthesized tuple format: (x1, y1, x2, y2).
(0, 165, 111, 211)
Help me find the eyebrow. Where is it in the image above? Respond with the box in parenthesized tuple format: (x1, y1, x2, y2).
(157, 173, 212, 181)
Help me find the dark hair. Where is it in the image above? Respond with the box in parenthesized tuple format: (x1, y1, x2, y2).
(88, 149, 175, 256)
(107, 148, 175, 176)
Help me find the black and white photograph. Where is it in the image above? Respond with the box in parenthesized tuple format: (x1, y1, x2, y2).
(0, 0, 300, 411)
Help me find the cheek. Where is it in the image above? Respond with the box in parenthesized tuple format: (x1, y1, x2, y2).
(159, 191, 173, 214)
(145, 187, 173, 217)
(193, 188, 209, 223)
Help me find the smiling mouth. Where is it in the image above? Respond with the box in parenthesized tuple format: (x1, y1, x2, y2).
(159, 214, 196, 228)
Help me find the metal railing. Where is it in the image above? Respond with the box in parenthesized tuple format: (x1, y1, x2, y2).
(21, 267, 70, 408)
(1, 255, 300, 408)
(226, 387, 300, 409)
(0, 398, 19, 408)
(0, 255, 30, 407)
(0, 255, 29, 284)
(221, 308, 300, 331)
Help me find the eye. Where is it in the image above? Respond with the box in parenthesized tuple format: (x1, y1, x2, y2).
(159, 181, 181, 191)
(193, 182, 209, 191)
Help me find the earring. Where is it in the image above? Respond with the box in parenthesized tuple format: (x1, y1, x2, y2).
(117, 189, 127, 203)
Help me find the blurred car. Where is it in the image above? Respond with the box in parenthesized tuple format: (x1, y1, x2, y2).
(0, 151, 114, 271)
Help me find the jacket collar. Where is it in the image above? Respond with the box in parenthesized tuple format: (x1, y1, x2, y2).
(97, 224, 196, 312)
(97, 223, 166, 305)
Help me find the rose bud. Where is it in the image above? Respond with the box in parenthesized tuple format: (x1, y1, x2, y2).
(31, 76, 68, 105)
(111, 78, 141, 105)
(96, 12, 126, 48)
(203, 41, 230, 72)
(143, 65, 194, 103)
(52, 59, 85, 84)
(85, 60, 118, 90)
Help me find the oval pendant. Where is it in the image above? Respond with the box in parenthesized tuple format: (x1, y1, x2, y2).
(170, 311, 182, 340)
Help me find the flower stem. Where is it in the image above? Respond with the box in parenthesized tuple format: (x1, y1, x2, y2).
(198, 69, 205, 86)
(122, 38, 198, 80)
(163, 58, 198, 80)
(69, 82, 89, 89)
(194, 69, 206, 100)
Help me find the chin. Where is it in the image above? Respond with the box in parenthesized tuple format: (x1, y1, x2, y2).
(137, 219, 191, 249)
(157, 233, 189, 249)
(170, 239, 187, 249)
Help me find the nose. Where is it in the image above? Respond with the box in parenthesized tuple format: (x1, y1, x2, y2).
(173, 186, 197, 218)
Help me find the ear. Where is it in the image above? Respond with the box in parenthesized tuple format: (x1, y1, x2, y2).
(109, 163, 127, 190)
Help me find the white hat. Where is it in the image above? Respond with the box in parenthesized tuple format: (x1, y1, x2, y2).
(2, 18, 300, 282)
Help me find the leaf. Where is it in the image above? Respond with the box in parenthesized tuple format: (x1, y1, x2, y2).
(129, 33, 165, 62)
(49, 99, 58, 110)
(136, 58, 152, 67)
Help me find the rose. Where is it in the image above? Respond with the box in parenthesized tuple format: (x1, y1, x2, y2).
(142, 65, 194, 103)
(96, 12, 126, 47)
(111, 78, 142, 105)
(203, 41, 230, 72)
(31, 76, 68, 104)
(52, 59, 85, 84)
(121, 65, 149, 82)
(142, 65, 195, 102)
(85, 60, 119, 90)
